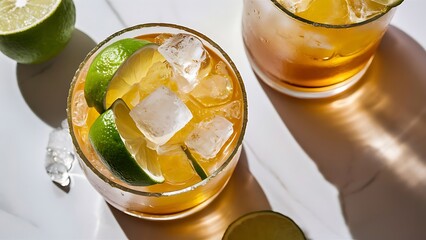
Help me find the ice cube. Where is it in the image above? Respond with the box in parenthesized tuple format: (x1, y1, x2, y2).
(45, 162, 70, 187)
(61, 119, 69, 131)
(46, 126, 75, 170)
(72, 90, 88, 127)
(45, 121, 76, 187)
(46, 148, 75, 171)
(47, 127, 74, 153)
(214, 101, 242, 120)
(185, 116, 234, 159)
(158, 33, 207, 93)
(156, 144, 182, 156)
(346, 0, 386, 23)
(214, 61, 230, 76)
(278, 0, 314, 13)
(190, 74, 233, 107)
(129, 86, 193, 147)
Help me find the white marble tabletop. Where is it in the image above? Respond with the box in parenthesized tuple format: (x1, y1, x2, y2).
(1, 0, 425, 239)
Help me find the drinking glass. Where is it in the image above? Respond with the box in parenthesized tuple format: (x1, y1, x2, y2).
(67, 23, 247, 220)
(242, 0, 397, 98)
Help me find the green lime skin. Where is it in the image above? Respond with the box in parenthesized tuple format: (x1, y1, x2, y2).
(0, 0, 76, 64)
(84, 38, 152, 113)
(88, 104, 160, 186)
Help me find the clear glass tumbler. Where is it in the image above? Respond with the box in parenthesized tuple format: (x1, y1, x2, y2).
(242, 0, 397, 98)
(67, 23, 247, 220)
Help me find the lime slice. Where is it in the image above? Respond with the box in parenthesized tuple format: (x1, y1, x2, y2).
(105, 44, 165, 110)
(89, 99, 164, 186)
(223, 211, 306, 240)
(182, 146, 208, 180)
(0, 0, 76, 64)
(371, 0, 403, 7)
(84, 38, 152, 113)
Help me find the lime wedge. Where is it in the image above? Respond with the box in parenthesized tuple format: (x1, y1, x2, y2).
(105, 44, 165, 110)
(223, 211, 306, 240)
(84, 38, 152, 113)
(0, 0, 76, 64)
(371, 0, 403, 7)
(89, 99, 164, 186)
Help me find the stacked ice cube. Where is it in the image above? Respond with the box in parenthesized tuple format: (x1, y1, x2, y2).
(158, 33, 207, 93)
(129, 33, 235, 160)
(45, 120, 75, 187)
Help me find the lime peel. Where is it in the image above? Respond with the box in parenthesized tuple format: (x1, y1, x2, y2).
(89, 99, 164, 186)
(182, 146, 208, 180)
(84, 39, 152, 113)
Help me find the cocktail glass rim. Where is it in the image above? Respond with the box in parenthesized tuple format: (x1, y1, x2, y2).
(67, 23, 248, 197)
(270, 0, 399, 29)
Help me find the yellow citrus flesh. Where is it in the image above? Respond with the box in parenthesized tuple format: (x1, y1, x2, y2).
(0, 0, 76, 64)
(105, 44, 166, 110)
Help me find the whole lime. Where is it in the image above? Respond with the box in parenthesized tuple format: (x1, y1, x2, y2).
(0, 0, 76, 64)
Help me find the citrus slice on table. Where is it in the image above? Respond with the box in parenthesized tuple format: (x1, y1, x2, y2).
(84, 38, 152, 113)
(89, 99, 164, 186)
(0, 0, 76, 64)
(223, 211, 306, 240)
(371, 0, 404, 8)
(105, 44, 166, 110)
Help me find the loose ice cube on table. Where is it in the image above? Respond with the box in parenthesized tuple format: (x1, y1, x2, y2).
(46, 124, 75, 170)
(185, 116, 233, 159)
(129, 86, 193, 147)
(158, 33, 207, 93)
(45, 162, 70, 187)
(45, 120, 75, 187)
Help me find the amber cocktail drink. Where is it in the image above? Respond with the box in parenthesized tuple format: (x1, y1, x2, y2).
(68, 24, 247, 219)
(243, 0, 402, 98)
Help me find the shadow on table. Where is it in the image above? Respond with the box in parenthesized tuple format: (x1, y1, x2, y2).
(109, 147, 271, 240)
(255, 26, 426, 240)
(16, 29, 96, 128)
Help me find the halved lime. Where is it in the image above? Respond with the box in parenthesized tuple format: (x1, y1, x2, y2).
(0, 0, 76, 64)
(89, 99, 164, 186)
(371, 0, 404, 7)
(84, 38, 152, 113)
(105, 44, 165, 110)
(223, 211, 306, 240)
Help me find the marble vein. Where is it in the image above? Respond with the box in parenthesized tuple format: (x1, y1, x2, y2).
(105, 0, 127, 27)
(243, 141, 343, 238)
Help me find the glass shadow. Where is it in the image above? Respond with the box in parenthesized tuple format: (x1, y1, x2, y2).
(256, 26, 426, 239)
(108, 147, 271, 239)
